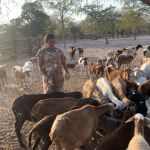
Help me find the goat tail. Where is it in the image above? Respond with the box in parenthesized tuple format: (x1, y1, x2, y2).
(27, 125, 36, 148)
(12, 106, 18, 121)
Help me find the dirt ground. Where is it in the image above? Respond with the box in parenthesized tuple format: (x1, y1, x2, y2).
(0, 36, 150, 150)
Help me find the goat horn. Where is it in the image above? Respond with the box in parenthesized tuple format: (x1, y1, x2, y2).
(125, 116, 135, 123)
(145, 117, 150, 129)
(145, 117, 150, 123)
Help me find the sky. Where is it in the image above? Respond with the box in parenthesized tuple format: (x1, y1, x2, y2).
(0, 0, 122, 24)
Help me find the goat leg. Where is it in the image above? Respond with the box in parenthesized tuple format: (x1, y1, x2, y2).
(118, 63, 121, 70)
(33, 137, 41, 150)
(2, 79, 6, 91)
(15, 114, 26, 148)
(41, 137, 51, 150)
(55, 141, 61, 150)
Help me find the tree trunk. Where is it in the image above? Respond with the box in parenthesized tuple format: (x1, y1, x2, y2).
(61, 14, 66, 48)
(133, 28, 137, 40)
(73, 30, 76, 43)
(105, 33, 109, 44)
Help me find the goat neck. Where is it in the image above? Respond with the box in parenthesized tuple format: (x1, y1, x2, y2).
(134, 119, 144, 136)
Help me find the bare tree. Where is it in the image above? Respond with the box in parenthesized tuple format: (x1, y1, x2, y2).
(39, 0, 82, 48)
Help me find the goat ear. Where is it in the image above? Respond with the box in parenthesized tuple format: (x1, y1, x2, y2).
(144, 117, 150, 128)
(125, 116, 135, 123)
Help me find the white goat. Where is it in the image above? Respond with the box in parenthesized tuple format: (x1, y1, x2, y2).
(143, 46, 150, 58)
(12, 66, 30, 87)
(23, 60, 34, 82)
(141, 61, 150, 79)
(126, 113, 150, 150)
(78, 57, 89, 77)
(12, 66, 25, 87)
(96, 78, 125, 110)
(133, 68, 147, 85)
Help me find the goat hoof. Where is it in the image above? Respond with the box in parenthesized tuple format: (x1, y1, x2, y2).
(20, 143, 27, 148)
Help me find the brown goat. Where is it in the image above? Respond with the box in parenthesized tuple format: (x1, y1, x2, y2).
(66, 62, 77, 72)
(104, 65, 129, 82)
(30, 97, 81, 122)
(111, 78, 136, 113)
(89, 61, 104, 78)
(117, 54, 135, 69)
(138, 79, 150, 97)
(30, 97, 101, 122)
(82, 77, 97, 98)
(49, 103, 114, 150)
(69, 47, 76, 60)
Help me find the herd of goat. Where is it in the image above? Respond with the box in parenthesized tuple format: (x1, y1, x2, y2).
(1, 44, 150, 150)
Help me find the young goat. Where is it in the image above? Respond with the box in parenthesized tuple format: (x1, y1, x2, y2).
(66, 62, 77, 72)
(69, 47, 76, 60)
(78, 57, 89, 77)
(22, 60, 34, 82)
(77, 48, 84, 57)
(12, 66, 29, 87)
(89, 59, 104, 78)
(49, 103, 114, 150)
(126, 113, 150, 150)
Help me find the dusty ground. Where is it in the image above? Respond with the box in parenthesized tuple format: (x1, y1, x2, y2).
(0, 36, 150, 150)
